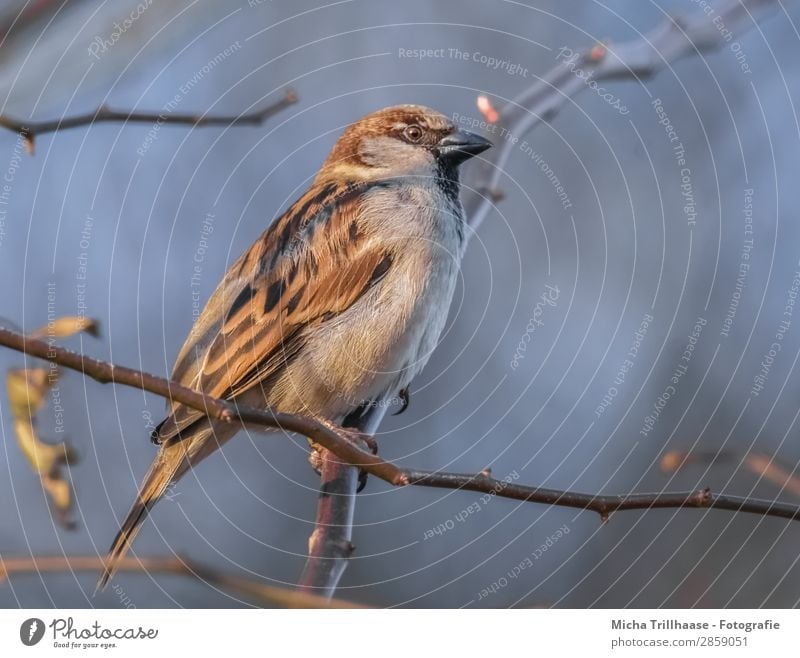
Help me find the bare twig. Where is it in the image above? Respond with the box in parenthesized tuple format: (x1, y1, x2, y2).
(297, 404, 386, 596)
(297, 451, 359, 596)
(1, 324, 798, 524)
(462, 0, 780, 231)
(0, 555, 363, 609)
(0, 89, 297, 153)
(402, 470, 800, 522)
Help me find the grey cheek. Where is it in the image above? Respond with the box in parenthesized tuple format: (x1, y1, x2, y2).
(359, 138, 397, 162)
(358, 137, 437, 174)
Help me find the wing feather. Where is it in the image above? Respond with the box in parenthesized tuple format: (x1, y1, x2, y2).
(154, 181, 391, 443)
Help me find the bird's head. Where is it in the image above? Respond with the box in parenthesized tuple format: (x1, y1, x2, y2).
(318, 104, 492, 184)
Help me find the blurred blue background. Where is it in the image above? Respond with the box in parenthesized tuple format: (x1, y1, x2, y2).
(1, 0, 800, 608)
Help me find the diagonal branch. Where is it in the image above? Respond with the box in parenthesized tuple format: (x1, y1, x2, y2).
(1, 325, 798, 523)
(462, 0, 780, 230)
(0, 88, 297, 153)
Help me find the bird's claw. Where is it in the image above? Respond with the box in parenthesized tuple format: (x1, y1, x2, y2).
(357, 470, 368, 493)
(308, 443, 324, 475)
(359, 432, 378, 455)
(392, 387, 410, 415)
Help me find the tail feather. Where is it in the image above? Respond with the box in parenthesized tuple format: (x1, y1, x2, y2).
(97, 418, 236, 592)
(96, 449, 186, 591)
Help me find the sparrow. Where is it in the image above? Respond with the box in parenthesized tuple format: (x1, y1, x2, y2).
(98, 104, 491, 588)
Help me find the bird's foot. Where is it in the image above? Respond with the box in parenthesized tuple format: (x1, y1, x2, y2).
(317, 418, 378, 454)
(308, 443, 325, 476)
(332, 424, 376, 493)
(309, 419, 379, 492)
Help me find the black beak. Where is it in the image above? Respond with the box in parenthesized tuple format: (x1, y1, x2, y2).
(437, 129, 492, 164)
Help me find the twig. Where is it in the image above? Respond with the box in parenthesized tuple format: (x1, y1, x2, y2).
(403, 470, 800, 522)
(297, 404, 386, 596)
(297, 451, 358, 596)
(0, 89, 297, 153)
(0, 555, 363, 609)
(1, 325, 798, 523)
(462, 0, 780, 231)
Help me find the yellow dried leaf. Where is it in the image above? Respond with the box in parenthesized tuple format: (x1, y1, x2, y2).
(29, 316, 99, 340)
(6, 367, 55, 417)
(6, 361, 78, 529)
(42, 474, 74, 524)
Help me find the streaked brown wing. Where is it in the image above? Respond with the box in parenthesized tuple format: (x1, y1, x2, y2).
(154, 181, 391, 443)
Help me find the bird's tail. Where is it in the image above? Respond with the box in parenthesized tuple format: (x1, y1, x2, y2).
(97, 417, 238, 591)
(96, 443, 189, 592)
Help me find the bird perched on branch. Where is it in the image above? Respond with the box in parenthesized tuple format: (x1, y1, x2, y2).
(99, 105, 491, 589)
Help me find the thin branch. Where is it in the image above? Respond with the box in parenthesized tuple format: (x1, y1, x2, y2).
(463, 0, 781, 231)
(297, 451, 359, 596)
(403, 470, 800, 522)
(0, 555, 363, 609)
(1, 325, 799, 524)
(0, 88, 297, 153)
(297, 404, 386, 596)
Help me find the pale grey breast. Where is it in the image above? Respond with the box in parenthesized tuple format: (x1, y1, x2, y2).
(266, 180, 465, 421)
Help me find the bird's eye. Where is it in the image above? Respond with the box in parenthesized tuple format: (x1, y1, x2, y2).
(403, 125, 423, 143)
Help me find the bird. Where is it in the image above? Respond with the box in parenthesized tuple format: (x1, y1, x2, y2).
(98, 104, 491, 589)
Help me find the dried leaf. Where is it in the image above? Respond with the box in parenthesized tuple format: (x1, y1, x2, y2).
(12, 419, 73, 476)
(4, 316, 98, 528)
(29, 316, 99, 340)
(42, 475, 77, 530)
(6, 362, 79, 529)
(6, 367, 53, 417)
